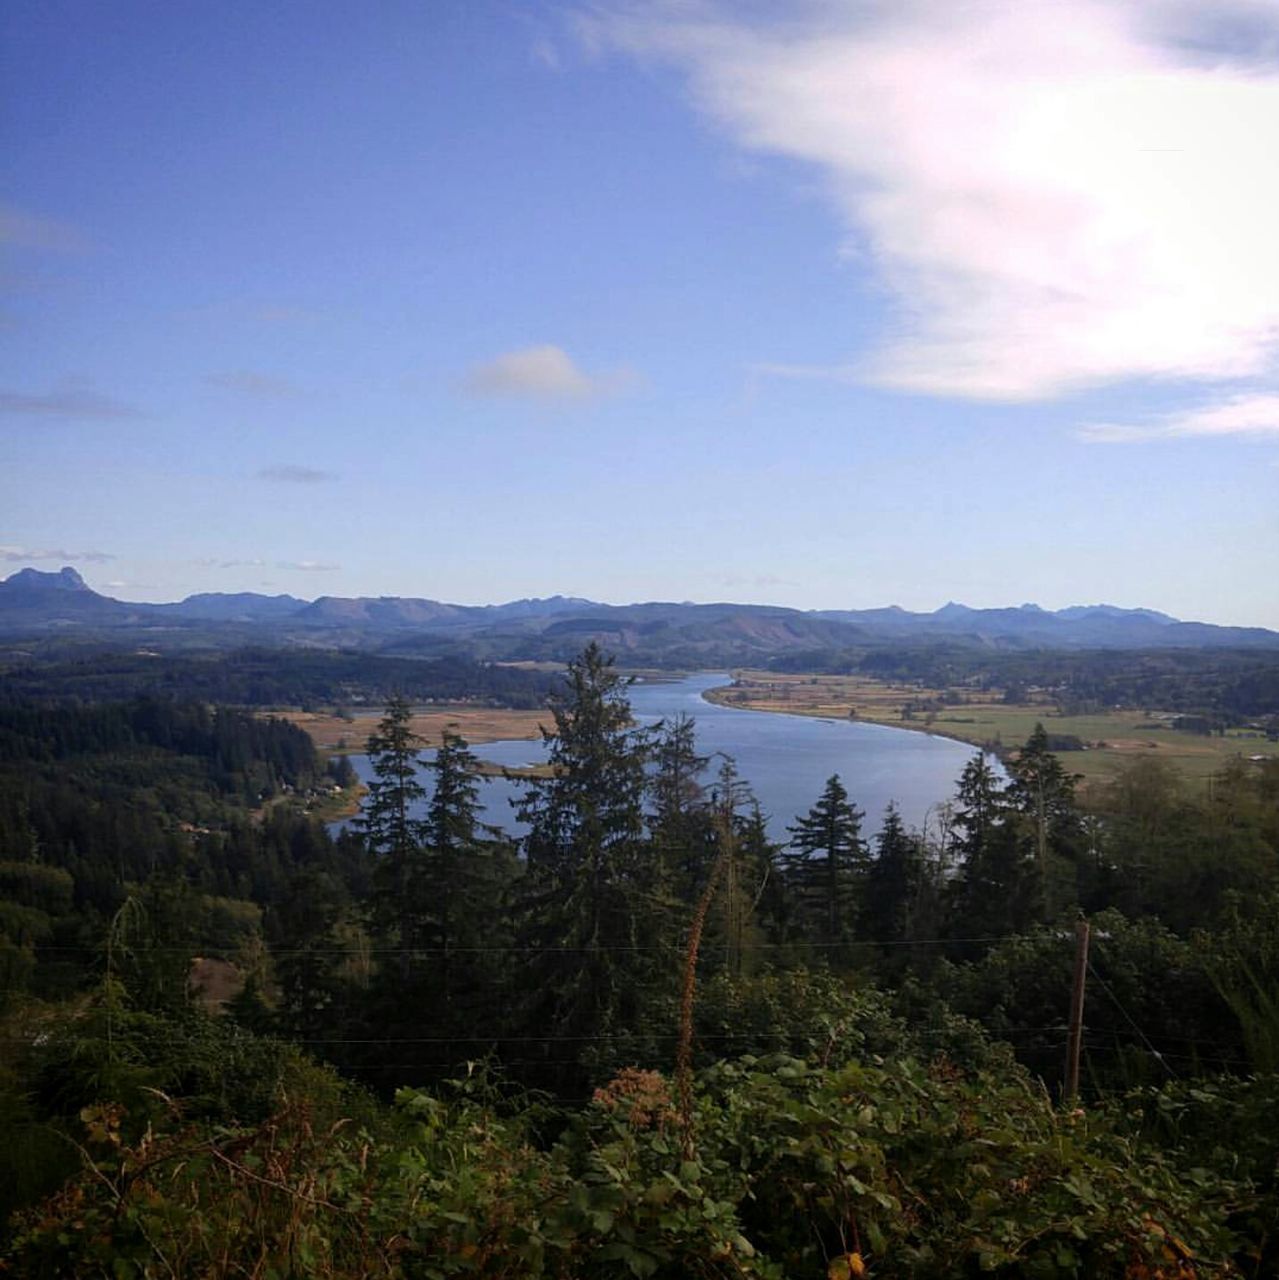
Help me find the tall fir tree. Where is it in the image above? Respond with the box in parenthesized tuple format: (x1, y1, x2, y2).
(359, 695, 426, 967)
(783, 774, 868, 964)
(704, 758, 773, 978)
(513, 644, 667, 1087)
(362, 728, 515, 1085)
(1005, 723, 1084, 916)
(864, 802, 925, 952)
(422, 728, 515, 1018)
(949, 753, 1042, 948)
(649, 712, 713, 898)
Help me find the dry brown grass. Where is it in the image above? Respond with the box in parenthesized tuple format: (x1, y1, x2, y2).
(275, 707, 548, 752)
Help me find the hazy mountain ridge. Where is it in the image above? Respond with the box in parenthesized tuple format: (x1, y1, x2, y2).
(2, 566, 1276, 656)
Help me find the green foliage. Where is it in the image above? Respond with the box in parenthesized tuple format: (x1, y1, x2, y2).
(1198, 891, 1279, 1073)
(4, 644, 1279, 1271)
(6, 1054, 1262, 1277)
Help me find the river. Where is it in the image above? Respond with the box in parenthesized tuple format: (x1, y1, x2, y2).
(336, 671, 985, 843)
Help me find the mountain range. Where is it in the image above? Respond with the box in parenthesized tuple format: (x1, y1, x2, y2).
(2, 566, 1276, 661)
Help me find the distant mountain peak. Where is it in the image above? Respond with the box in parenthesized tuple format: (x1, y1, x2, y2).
(4, 565, 91, 592)
(1055, 603, 1179, 625)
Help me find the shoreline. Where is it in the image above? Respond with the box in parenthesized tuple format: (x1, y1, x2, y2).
(700, 680, 997, 757)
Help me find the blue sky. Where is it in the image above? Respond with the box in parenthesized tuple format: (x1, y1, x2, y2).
(2, 0, 1276, 625)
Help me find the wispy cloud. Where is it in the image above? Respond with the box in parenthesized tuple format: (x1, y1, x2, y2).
(463, 344, 636, 401)
(257, 464, 335, 484)
(1079, 393, 1279, 443)
(206, 370, 305, 399)
(278, 560, 340, 572)
(588, 1, 1279, 402)
(0, 202, 88, 253)
(0, 545, 116, 563)
(531, 34, 563, 71)
(193, 557, 267, 570)
(0, 385, 142, 420)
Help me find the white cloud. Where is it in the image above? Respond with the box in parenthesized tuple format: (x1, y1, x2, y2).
(463, 344, 635, 401)
(587, 1, 1279, 401)
(0, 545, 116, 563)
(278, 560, 340, 572)
(1079, 392, 1279, 442)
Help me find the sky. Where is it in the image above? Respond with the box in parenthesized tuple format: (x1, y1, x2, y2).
(2, 0, 1277, 626)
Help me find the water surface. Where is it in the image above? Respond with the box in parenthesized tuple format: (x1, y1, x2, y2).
(337, 672, 985, 842)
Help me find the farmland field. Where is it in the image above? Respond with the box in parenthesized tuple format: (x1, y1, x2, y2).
(704, 670, 1279, 787)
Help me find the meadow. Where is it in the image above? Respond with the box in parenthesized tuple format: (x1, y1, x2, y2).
(704, 670, 1279, 787)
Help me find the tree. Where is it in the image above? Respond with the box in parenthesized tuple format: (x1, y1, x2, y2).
(513, 644, 666, 1086)
(421, 728, 515, 1017)
(1005, 723, 1083, 915)
(864, 803, 925, 955)
(649, 712, 712, 898)
(359, 696, 426, 966)
(949, 754, 1041, 947)
(705, 758, 773, 979)
(783, 774, 868, 963)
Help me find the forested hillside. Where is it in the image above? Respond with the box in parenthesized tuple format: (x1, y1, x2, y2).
(0, 648, 556, 709)
(2, 644, 1277, 1276)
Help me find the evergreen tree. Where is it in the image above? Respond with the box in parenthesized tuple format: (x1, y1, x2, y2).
(864, 803, 924, 951)
(705, 758, 772, 978)
(649, 712, 713, 898)
(1005, 723, 1083, 915)
(949, 754, 1042, 947)
(422, 728, 515, 1016)
(359, 695, 426, 960)
(513, 644, 665, 1087)
(783, 774, 868, 963)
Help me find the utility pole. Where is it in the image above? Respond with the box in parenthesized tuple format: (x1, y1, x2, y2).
(1064, 917, 1091, 1103)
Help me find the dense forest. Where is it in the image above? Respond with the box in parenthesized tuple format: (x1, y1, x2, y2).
(0, 648, 557, 710)
(1, 643, 1277, 1276)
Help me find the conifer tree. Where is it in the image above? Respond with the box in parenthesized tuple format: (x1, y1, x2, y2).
(514, 644, 664, 1086)
(784, 774, 868, 964)
(423, 728, 513, 1015)
(1005, 723, 1083, 915)
(359, 695, 426, 965)
(706, 758, 769, 978)
(864, 802, 924, 950)
(649, 712, 713, 898)
(949, 753, 1042, 947)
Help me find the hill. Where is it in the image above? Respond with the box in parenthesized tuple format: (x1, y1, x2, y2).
(2, 567, 1276, 661)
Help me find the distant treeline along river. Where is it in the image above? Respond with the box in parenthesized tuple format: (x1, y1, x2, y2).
(337, 673, 988, 842)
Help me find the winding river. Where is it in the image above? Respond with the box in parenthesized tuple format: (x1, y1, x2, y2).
(337, 672, 984, 842)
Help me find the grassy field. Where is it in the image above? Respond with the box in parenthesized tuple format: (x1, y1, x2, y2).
(275, 706, 555, 782)
(704, 671, 1279, 788)
(276, 706, 549, 752)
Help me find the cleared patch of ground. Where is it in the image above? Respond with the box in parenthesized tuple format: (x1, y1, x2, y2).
(188, 956, 243, 1012)
(275, 706, 549, 752)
